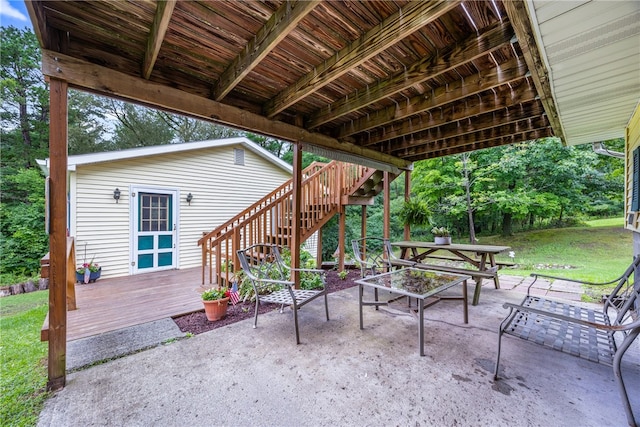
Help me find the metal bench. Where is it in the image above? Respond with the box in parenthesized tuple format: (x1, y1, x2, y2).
(495, 257, 640, 427)
(236, 244, 329, 345)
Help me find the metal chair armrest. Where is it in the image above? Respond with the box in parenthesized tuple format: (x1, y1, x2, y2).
(502, 301, 640, 332)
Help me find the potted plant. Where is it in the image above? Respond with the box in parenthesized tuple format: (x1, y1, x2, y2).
(398, 199, 431, 229)
(76, 259, 101, 284)
(431, 226, 451, 245)
(201, 287, 230, 321)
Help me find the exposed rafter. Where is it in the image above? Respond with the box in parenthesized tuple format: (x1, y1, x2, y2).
(263, 0, 461, 118)
(339, 57, 528, 139)
(213, 0, 320, 101)
(41, 50, 410, 170)
(307, 19, 514, 129)
(142, 0, 177, 80)
(398, 116, 549, 159)
(384, 101, 547, 153)
(418, 129, 554, 160)
(360, 79, 539, 147)
(503, 0, 566, 144)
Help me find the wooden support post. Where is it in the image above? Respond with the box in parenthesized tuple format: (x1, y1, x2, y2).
(404, 170, 411, 240)
(383, 171, 391, 239)
(48, 78, 68, 391)
(316, 227, 323, 268)
(361, 205, 367, 239)
(290, 142, 302, 287)
(338, 205, 346, 271)
(66, 237, 76, 311)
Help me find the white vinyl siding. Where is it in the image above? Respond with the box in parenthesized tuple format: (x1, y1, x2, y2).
(72, 144, 290, 278)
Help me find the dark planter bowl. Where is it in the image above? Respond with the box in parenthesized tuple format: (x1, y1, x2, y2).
(76, 267, 102, 283)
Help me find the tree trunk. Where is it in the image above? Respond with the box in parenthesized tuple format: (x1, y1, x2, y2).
(502, 212, 513, 236)
(461, 153, 477, 244)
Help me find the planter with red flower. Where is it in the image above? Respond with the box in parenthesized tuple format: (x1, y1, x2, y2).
(201, 287, 230, 321)
(76, 260, 101, 284)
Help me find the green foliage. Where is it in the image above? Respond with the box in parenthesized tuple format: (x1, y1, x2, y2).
(481, 219, 632, 284)
(398, 199, 431, 227)
(338, 270, 348, 280)
(201, 287, 229, 301)
(430, 226, 450, 237)
(0, 291, 49, 426)
(0, 168, 48, 280)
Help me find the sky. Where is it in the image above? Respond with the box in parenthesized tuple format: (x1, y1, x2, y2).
(1, 0, 32, 30)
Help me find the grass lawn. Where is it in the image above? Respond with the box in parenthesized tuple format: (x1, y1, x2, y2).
(479, 218, 632, 283)
(0, 290, 49, 427)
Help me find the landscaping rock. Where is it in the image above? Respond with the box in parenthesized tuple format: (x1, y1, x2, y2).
(0, 287, 11, 297)
(10, 283, 24, 295)
(39, 278, 49, 290)
(24, 280, 38, 293)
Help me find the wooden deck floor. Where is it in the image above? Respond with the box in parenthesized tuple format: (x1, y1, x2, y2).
(44, 267, 205, 342)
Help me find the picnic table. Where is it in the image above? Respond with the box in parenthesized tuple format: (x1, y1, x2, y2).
(391, 241, 511, 305)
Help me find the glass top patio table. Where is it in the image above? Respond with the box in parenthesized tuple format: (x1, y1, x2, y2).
(356, 268, 470, 356)
(356, 268, 467, 298)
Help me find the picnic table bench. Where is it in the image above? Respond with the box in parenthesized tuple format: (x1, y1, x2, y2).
(495, 257, 640, 427)
(392, 241, 511, 305)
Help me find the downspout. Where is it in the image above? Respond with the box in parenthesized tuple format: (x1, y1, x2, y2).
(592, 142, 624, 159)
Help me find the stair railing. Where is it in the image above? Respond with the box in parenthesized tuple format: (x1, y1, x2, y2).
(198, 161, 375, 285)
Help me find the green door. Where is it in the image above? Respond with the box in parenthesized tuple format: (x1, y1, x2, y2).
(135, 192, 176, 272)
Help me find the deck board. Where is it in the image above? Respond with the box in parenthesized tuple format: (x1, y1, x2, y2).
(43, 267, 205, 342)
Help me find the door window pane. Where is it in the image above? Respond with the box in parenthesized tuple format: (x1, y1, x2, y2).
(140, 193, 171, 232)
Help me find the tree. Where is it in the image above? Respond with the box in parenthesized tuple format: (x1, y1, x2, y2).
(0, 26, 49, 168)
(157, 113, 243, 143)
(106, 100, 175, 148)
(68, 90, 111, 154)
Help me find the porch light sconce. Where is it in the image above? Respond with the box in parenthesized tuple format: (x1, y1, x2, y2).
(113, 188, 121, 203)
(186, 193, 193, 205)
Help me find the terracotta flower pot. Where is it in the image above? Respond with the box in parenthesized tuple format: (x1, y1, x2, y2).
(202, 297, 230, 321)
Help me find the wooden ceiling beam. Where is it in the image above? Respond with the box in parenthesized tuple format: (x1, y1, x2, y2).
(41, 50, 411, 170)
(142, 0, 177, 80)
(263, 0, 461, 118)
(384, 101, 546, 152)
(415, 129, 554, 160)
(398, 117, 549, 159)
(307, 19, 514, 129)
(359, 78, 538, 147)
(213, 0, 320, 101)
(25, 1, 49, 49)
(338, 57, 528, 139)
(503, 0, 565, 143)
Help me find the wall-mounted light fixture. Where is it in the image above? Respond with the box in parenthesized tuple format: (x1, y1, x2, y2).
(186, 193, 193, 205)
(113, 188, 121, 203)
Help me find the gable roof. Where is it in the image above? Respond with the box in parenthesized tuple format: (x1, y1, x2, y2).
(37, 137, 293, 173)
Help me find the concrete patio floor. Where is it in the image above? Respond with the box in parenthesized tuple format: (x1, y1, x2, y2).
(38, 280, 639, 426)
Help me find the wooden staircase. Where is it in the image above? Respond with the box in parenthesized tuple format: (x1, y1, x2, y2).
(198, 160, 396, 285)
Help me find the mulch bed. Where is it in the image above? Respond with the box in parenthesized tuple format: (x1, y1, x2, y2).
(173, 269, 361, 335)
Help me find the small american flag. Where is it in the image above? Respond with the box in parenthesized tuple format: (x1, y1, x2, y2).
(229, 280, 240, 305)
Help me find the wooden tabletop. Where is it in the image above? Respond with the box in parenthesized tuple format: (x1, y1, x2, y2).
(391, 241, 511, 254)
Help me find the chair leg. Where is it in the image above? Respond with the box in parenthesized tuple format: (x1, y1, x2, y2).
(613, 329, 639, 427)
(323, 291, 329, 321)
(253, 298, 260, 329)
(292, 301, 300, 345)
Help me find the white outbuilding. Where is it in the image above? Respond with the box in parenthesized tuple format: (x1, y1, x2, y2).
(38, 137, 292, 278)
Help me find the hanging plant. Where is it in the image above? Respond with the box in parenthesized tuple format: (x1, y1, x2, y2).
(398, 199, 431, 227)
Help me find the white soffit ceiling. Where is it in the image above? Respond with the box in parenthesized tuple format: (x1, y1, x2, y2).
(528, 0, 640, 146)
